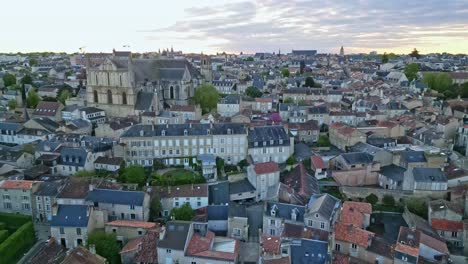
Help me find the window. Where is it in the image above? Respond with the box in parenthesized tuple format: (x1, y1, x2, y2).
(112, 228, 117, 233)
(23, 203, 30, 210)
(320, 222, 325, 229)
(402, 256, 408, 261)
(269, 229, 276, 235)
(60, 227, 65, 234)
(191, 262, 197, 264)
(351, 243, 358, 250)
(2, 195, 10, 200)
(308, 220, 313, 226)
(107, 90, 113, 104)
(452, 232, 458, 238)
(233, 228, 241, 236)
(3, 202, 11, 209)
(197, 202, 201, 207)
(175, 202, 179, 207)
(130, 205, 135, 210)
(76, 228, 81, 235)
(138, 230, 143, 235)
(166, 249, 172, 253)
(170, 86, 174, 99)
(131, 214, 136, 220)
(270, 219, 276, 225)
(122, 92, 127, 105)
(335, 244, 341, 251)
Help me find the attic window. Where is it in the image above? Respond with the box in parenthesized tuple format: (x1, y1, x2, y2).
(270, 140, 274, 145)
(263, 141, 266, 146)
(227, 128, 232, 135)
(184, 129, 188, 136)
(161, 130, 166, 136)
(207, 129, 211, 135)
(271, 209, 276, 217)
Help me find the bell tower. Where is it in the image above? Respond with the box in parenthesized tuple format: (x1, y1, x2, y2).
(200, 54, 213, 82)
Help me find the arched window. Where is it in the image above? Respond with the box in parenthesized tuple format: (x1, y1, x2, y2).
(122, 92, 127, 105)
(95, 74, 98, 85)
(119, 75, 123, 86)
(107, 90, 113, 104)
(107, 73, 110, 86)
(93, 90, 99, 103)
(170, 86, 174, 99)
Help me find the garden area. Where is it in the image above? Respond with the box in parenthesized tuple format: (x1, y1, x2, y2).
(0, 212, 36, 264)
(152, 169, 206, 186)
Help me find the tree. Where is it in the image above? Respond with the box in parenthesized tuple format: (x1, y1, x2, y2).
(409, 48, 421, 59)
(245, 57, 254, 62)
(29, 58, 37, 66)
(120, 165, 146, 186)
(7, 100, 17, 110)
(304, 77, 315, 88)
(193, 84, 219, 114)
(459, 82, 468, 98)
(87, 231, 121, 264)
(216, 65, 223, 71)
(2, 73, 16, 87)
(281, 68, 290, 78)
(317, 135, 331, 147)
(286, 155, 297, 166)
(57, 89, 71, 104)
(423, 72, 452, 93)
(149, 197, 162, 220)
(365, 193, 378, 205)
(405, 197, 428, 219)
(382, 195, 395, 207)
(26, 90, 40, 108)
(171, 203, 194, 221)
(404, 63, 419, 82)
(381, 52, 389, 63)
(298, 100, 308, 106)
(284, 97, 294, 104)
(245, 86, 262, 98)
(21, 75, 33, 86)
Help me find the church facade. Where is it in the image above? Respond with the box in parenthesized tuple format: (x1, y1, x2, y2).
(86, 52, 203, 117)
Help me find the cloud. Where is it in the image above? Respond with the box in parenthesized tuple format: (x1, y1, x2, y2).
(142, 0, 468, 54)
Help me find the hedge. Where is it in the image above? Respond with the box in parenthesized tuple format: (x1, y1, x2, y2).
(0, 221, 35, 264)
(0, 230, 8, 244)
(0, 222, 5, 230)
(0, 213, 31, 230)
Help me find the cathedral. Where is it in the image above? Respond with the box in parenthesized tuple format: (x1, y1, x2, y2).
(86, 51, 204, 117)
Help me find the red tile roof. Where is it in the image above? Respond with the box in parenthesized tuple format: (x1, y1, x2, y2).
(311, 155, 326, 169)
(256, 97, 273, 103)
(340, 202, 372, 227)
(263, 256, 290, 264)
(0, 180, 39, 189)
(261, 234, 281, 255)
(106, 220, 158, 229)
(120, 236, 144, 254)
(33, 101, 61, 116)
(254, 162, 280, 175)
(334, 222, 374, 247)
(431, 219, 464, 231)
(186, 231, 238, 261)
(395, 243, 419, 257)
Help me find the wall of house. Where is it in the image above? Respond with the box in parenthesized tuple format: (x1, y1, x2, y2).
(0, 188, 34, 215)
(96, 202, 146, 221)
(105, 225, 148, 243)
(228, 217, 248, 241)
(208, 220, 228, 232)
(332, 168, 378, 186)
(157, 248, 185, 264)
(304, 213, 331, 231)
(51, 226, 88, 249)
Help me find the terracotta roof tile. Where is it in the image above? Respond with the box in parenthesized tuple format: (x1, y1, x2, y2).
(340, 202, 372, 227)
(106, 220, 158, 229)
(254, 162, 280, 174)
(334, 222, 374, 247)
(311, 155, 326, 169)
(261, 234, 281, 255)
(0, 180, 40, 189)
(395, 243, 419, 257)
(263, 256, 290, 264)
(431, 219, 464, 231)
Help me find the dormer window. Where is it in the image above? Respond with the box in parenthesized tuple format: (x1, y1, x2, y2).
(270, 140, 274, 145)
(254, 142, 258, 147)
(271, 209, 276, 217)
(279, 139, 283, 144)
(227, 128, 231, 135)
(184, 129, 188, 136)
(291, 209, 298, 221)
(207, 129, 211, 135)
(263, 141, 266, 146)
(161, 130, 166, 136)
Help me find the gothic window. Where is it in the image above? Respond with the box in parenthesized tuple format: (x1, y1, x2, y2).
(107, 73, 110, 86)
(122, 92, 127, 105)
(119, 75, 123, 86)
(107, 90, 113, 104)
(95, 74, 98, 85)
(93, 90, 99, 103)
(170, 86, 174, 99)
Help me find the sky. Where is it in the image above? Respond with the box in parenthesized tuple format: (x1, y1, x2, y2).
(1, 0, 468, 55)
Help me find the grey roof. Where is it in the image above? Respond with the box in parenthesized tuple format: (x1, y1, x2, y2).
(80, 106, 103, 114)
(367, 138, 396, 148)
(158, 221, 191, 250)
(413, 168, 447, 183)
(51, 205, 89, 227)
(229, 178, 255, 194)
(266, 202, 306, 222)
(207, 205, 229, 221)
(294, 143, 312, 161)
(35, 181, 62, 196)
(340, 152, 374, 165)
(62, 104, 82, 112)
(401, 151, 427, 163)
(349, 142, 386, 157)
(228, 203, 247, 218)
(122, 123, 246, 137)
(290, 239, 328, 264)
(86, 188, 145, 206)
(247, 126, 290, 148)
(198, 154, 216, 166)
(209, 181, 230, 205)
(220, 95, 241, 104)
(159, 68, 185, 80)
(59, 147, 87, 166)
(32, 117, 59, 132)
(380, 164, 406, 182)
(0, 122, 21, 133)
(306, 194, 340, 220)
(135, 92, 154, 111)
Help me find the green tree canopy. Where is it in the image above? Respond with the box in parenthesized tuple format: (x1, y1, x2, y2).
(21, 75, 33, 86)
(120, 165, 146, 186)
(304, 77, 315, 87)
(245, 57, 254, 61)
(26, 90, 40, 108)
(423, 72, 453, 93)
(87, 231, 121, 264)
(404, 63, 419, 81)
(365, 193, 378, 205)
(58, 89, 71, 104)
(317, 135, 331, 147)
(281, 68, 290, 78)
(3, 73, 16, 87)
(245, 86, 262, 98)
(171, 203, 194, 221)
(458, 82, 468, 98)
(149, 198, 162, 220)
(194, 84, 220, 114)
(7, 100, 17, 110)
(382, 195, 395, 207)
(405, 197, 428, 219)
(29, 58, 38, 66)
(284, 97, 294, 104)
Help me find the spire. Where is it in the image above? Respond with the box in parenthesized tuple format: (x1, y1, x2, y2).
(340, 46, 344, 56)
(171, 46, 174, 53)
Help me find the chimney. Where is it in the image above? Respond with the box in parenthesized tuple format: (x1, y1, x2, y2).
(89, 244, 96, 255)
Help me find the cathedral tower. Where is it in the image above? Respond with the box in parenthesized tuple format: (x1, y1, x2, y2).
(200, 54, 213, 82)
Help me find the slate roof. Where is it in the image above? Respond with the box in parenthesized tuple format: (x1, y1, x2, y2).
(247, 126, 290, 148)
(35, 181, 62, 196)
(59, 147, 87, 166)
(94, 156, 123, 166)
(209, 181, 230, 205)
(412, 168, 447, 183)
(306, 194, 340, 220)
(266, 202, 306, 222)
(158, 221, 191, 250)
(340, 152, 374, 165)
(86, 188, 145, 206)
(159, 68, 185, 79)
(207, 205, 229, 221)
(349, 142, 386, 157)
(135, 92, 154, 111)
(367, 236, 394, 259)
(401, 151, 427, 163)
(229, 178, 256, 194)
(51, 204, 89, 227)
(380, 164, 406, 182)
(0, 122, 21, 133)
(290, 239, 328, 264)
(220, 95, 241, 104)
(122, 123, 246, 137)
